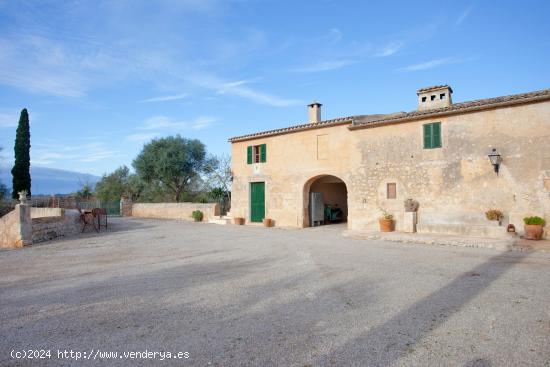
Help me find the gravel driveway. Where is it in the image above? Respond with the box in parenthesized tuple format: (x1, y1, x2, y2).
(1, 218, 549, 366)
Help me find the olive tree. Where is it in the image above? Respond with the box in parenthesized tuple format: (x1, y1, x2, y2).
(132, 135, 207, 202)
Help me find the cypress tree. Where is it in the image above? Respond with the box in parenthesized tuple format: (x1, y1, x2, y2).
(11, 108, 31, 198)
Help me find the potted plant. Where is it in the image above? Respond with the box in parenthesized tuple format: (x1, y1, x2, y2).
(192, 210, 203, 222)
(263, 218, 273, 227)
(379, 209, 395, 232)
(485, 209, 504, 225)
(523, 216, 545, 240)
(233, 217, 245, 225)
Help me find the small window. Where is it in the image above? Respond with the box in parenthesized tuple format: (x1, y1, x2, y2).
(387, 183, 397, 199)
(421, 96, 427, 102)
(423, 122, 442, 149)
(440, 93, 446, 100)
(247, 144, 266, 164)
(431, 95, 436, 101)
(253, 145, 261, 163)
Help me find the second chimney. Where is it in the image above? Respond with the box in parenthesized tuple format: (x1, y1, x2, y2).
(308, 101, 322, 123)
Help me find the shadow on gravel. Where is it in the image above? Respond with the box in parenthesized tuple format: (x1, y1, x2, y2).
(313, 251, 529, 366)
(27, 218, 158, 248)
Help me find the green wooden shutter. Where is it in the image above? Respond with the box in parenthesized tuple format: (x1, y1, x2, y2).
(260, 144, 266, 163)
(423, 124, 432, 149)
(432, 122, 441, 147)
(247, 146, 252, 164)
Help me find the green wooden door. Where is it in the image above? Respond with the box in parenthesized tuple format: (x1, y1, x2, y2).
(250, 182, 265, 222)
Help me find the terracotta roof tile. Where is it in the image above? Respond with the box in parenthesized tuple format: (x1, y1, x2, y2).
(417, 85, 453, 94)
(350, 88, 550, 130)
(228, 116, 355, 142)
(228, 88, 550, 142)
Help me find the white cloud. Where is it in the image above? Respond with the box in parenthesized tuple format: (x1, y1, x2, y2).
(0, 4, 301, 107)
(398, 57, 473, 72)
(191, 116, 216, 130)
(0, 110, 19, 128)
(126, 132, 159, 143)
(0, 36, 88, 97)
(328, 28, 343, 44)
(137, 115, 217, 131)
(30, 141, 121, 166)
(456, 6, 474, 26)
(138, 116, 188, 130)
(215, 79, 258, 94)
(139, 93, 188, 103)
(375, 41, 403, 57)
(290, 59, 356, 73)
(186, 73, 302, 107)
(220, 85, 302, 107)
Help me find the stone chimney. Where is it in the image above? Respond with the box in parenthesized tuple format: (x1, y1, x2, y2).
(308, 101, 322, 123)
(417, 85, 453, 111)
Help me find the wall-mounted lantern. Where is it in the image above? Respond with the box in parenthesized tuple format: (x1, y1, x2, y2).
(488, 148, 502, 174)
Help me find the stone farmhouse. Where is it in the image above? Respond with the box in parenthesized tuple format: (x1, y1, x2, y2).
(229, 86, 550, 239)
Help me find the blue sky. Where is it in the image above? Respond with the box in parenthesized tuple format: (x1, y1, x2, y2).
(0, 0, 549, 176)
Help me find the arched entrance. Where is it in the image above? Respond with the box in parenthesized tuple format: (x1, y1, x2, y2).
(303, 175, 348, 227)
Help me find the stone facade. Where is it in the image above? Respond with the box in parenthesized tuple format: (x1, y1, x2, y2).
(130, 203, 220, 221)
(229, 87, 550, 239)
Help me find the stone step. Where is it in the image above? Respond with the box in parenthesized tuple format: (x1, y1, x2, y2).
(208, 218, 231, 225)
(344, 230, 515, 251)
(416, 223, 510, 239)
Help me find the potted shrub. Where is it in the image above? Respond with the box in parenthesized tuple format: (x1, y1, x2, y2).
(192, 210, 203, 222)
(523, 216, 545, 240)
(233, 217, 245, 225)
(263, 218, 273, 227)
(379, 209, 395, 232)
(485, 209, 504, 225)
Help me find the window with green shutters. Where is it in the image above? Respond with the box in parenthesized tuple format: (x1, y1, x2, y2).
(423, 122, 442, 149)
(247, 144, 267, 164)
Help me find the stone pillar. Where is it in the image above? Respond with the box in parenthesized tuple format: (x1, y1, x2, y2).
(120, 197, 133, 217)
(403, 211, 417, 233)
(0, 200, 32, 249)
(15, 203, 32, 247)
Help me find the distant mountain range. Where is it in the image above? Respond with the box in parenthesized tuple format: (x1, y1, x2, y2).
(0, 166, 100, 195)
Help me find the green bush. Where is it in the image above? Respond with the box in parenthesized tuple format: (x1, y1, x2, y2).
(523, 216, 545, 225)
(192, 210, 203, 221)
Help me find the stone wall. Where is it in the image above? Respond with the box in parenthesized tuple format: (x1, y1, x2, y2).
(0, 204, 32, 248)
(31, 207, 65, 219)
(31, 209, 80, 243)
(0, 205, 82, 248)
(230, 99, 550, 239)
(130, 203, 220, 221)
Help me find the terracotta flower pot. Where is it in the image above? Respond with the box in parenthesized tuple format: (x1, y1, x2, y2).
(263, 218, 273, 227)
(524, 224, 544, 240)
(379, 219, 395, 232)
(233, 217, 245, 225)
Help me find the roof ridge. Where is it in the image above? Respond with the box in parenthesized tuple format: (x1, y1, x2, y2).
(228, 88, 550, 142)
(228, 116, 355, 142)
(351, 88, 550, 128)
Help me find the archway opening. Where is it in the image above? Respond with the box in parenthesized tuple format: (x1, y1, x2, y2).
(305, 175, 348, 227)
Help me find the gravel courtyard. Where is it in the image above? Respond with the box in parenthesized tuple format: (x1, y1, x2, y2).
(1, 218, 549, 366)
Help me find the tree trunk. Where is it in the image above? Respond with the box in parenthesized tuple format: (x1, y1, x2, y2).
(174, 187, 182, 202)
